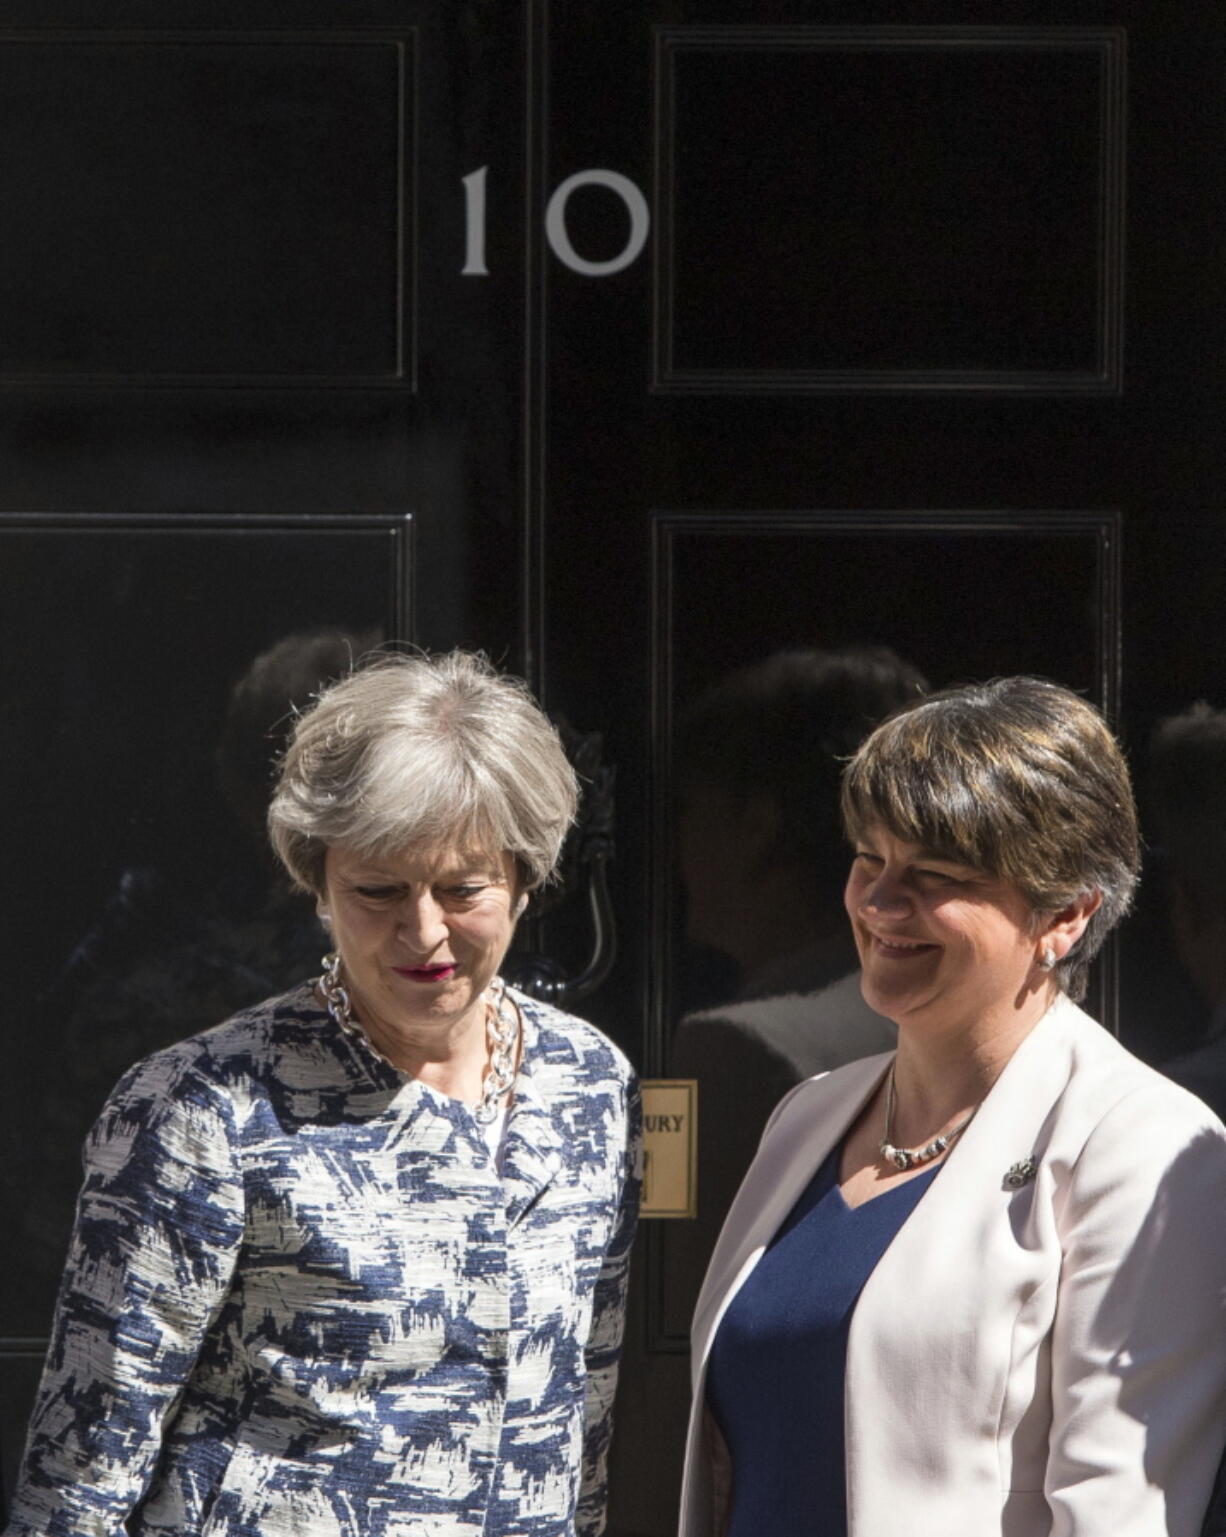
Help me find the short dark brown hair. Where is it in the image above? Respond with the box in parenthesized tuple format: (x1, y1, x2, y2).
(841, 676, 1139, 1001)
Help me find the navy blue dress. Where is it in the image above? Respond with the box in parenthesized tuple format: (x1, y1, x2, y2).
(706, 1144, 939, 1536)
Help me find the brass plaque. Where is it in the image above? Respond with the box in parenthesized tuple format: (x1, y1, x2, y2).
(640, 1079, 697, 1219)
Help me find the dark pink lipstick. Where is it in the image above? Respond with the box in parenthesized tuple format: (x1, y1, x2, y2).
(393, 963, 457, 983)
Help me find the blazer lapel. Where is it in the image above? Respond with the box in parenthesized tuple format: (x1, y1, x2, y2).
(853, 995, 1079, 1311)
(843, 996, 1081, 1532)
(691, 1051, 893, 1378)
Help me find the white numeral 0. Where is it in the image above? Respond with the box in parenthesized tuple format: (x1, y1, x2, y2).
(544, 169, 650, 276)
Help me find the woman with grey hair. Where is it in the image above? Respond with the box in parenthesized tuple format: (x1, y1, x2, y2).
(6, 650, 640, 1537)
(681, 677, 1226, 1537)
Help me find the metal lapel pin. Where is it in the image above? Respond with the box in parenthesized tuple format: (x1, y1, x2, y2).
(1003, 1157, 1038, 1189)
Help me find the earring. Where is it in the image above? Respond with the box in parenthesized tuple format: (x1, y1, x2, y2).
(1039, 946, 1056, 972)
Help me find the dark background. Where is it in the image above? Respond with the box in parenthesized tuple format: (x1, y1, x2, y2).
(1, 4, 1222, 1531)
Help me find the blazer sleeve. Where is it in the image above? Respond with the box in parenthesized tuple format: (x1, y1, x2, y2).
(1046, 1083, 1226, 1537)
(576, 1070, 642, 1537)
(4, 1054, 245, 1537)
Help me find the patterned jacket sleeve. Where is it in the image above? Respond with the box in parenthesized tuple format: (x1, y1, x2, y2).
(5, 1053, 245, 1537)
(576, 1069, 642, 1537)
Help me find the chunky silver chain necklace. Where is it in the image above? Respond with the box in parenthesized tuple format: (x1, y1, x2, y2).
(318, 951, 519, 1124)
(879, 1063, 978, 1171)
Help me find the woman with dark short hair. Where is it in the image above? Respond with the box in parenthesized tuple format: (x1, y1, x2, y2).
(6, 650, 640, 1537)
(680, 677, 1226, 1537)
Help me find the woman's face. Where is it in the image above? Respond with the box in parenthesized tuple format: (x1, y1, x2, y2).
(844, 823, 1045, 1033)
(320, 844, 520, 1043)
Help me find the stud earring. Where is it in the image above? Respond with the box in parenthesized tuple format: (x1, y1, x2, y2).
(1039, 946, 1056, 971)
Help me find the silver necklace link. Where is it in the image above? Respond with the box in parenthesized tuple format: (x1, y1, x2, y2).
(475, 981, 519, 1125)
(318, 952, 519, 1124)
(319, 950, 353, 1031)
(879, 1062, 978, 1172)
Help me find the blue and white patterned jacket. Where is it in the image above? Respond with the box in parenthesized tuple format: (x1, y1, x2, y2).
(5, 981, 640, 1537)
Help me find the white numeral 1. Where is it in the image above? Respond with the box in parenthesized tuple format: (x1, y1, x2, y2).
(461, 166, 489, 277)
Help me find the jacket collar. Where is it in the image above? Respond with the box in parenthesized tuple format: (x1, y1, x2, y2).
(308, 975, 568, 1220)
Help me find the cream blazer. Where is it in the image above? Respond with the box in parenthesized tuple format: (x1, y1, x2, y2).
(680, 994, 1226, 1537)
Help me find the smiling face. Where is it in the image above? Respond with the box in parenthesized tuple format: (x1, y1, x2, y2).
(319, 844, 520, 1051)
(844, 824, 1048, 1035)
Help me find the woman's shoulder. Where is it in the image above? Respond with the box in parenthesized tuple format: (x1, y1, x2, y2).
(103, 979, 333, 1107)
(1044, 996, 1226, 1185)
(1057, 995, 1226, 1130)
(1023, 1000, 1226, 1257)
(508, 984, 636, 1088)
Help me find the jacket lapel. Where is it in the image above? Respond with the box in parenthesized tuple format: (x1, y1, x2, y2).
(852, 995, 1079, 1319)
(680, 1052, 892, 1536)
(691, 1051, 893, 1379)
(842, 996, 1082, 1532)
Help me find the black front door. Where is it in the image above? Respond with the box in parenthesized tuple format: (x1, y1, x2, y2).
(2, 3, 1223, 1531)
